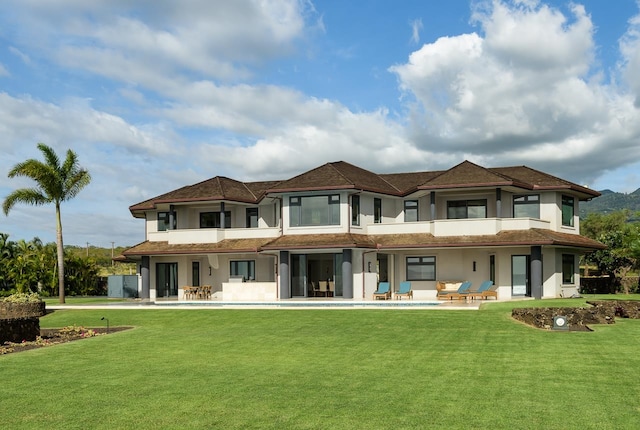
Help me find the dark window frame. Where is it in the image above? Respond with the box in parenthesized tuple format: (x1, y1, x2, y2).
(447, 199, 487, 219)
(230, 260, 256, 281)
(513, 194, 540, 218)
(246, 207, 259, 228)
(406, 256, 436, 281)
(562, 254, 575, 284)
(351, 195, 360, 226)
(200, 211, 231, 228)
(562, 195, 575, 227)
(374, 198, 382, 223)
(404, 200, 419, 222)
(289, 194, 341, 227)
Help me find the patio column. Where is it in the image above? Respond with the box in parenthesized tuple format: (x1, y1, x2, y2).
(496, 188, 502, 218)
(430, 191, 436, 220)
(530, 246, 542, 299)
(279, 251, 290, 299)
(141, 256, 150, 300)
(220, 202, 226, 229)
(169, 205, 175, 230)
(342, 249, 353, 299)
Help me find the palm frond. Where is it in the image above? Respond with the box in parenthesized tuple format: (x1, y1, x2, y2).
(2, 188, 50, 215)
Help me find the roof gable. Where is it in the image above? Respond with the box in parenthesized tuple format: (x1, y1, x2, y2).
(267, 161, 400, 195)
(418, 160, 519, 190)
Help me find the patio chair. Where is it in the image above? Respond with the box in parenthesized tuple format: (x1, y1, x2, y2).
(373, 282, 391, 300)
(468, 281, 493, 301)
(479, 283, 498, 300)
(395, 281, 413, 300)
(442, 281, 473, 301)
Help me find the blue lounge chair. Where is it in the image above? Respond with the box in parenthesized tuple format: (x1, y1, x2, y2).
(441, 281, 472, 301)
(395, 281, 413, 300)
(373, 282, 391, 300)
(468, 281, 494, 301)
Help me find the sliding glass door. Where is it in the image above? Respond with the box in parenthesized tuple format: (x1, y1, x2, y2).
(511, 255, 530, 297)
(156, 262, 178, 297)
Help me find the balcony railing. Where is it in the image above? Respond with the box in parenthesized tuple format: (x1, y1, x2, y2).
(148, 227, 281, 244)
(365, 218, 551, 237)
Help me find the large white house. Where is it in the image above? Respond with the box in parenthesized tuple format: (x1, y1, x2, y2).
(121, 160, 605, 301)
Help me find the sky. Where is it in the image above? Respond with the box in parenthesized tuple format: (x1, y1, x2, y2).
(2, 0, 640, 248)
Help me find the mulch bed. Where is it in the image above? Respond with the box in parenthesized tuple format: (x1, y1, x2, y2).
(512, 300, 640, 331)
(1, 326, 132, 355)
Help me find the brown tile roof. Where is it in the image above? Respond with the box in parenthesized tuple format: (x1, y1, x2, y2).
(130, 176, 263, 212)
(260, 233, 376, 250)
(373, 229, 605, 250)
(122, 238, 274, 256)
(122, 229, 604, 258)
(267, 161, 401, 195)
(129, 160, 600, 215)
(417, 160, 528, 190)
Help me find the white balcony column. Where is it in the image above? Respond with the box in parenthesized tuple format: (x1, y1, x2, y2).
(220, 202, 226, 229)
(531, 246, 542, 299)
(496, 188, 502, 218)
(279, 251, 289, 299)
(169, 205, 176, 230)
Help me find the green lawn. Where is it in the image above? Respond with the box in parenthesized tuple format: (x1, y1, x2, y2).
(2, 297, 640, 429)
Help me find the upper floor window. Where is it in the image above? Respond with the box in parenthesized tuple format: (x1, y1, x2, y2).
(246, 208, 258, 228)
(290, 195, 340, 227)
(374, 198, 382, 223)
(157, 211, 176, 231)
(562, 195, 574, 227)
(406, 256, 436, 281)
(404, 200, 418, 222)
(513, 194, 540, 218)
(200, 211, 231, 228)
(447, 199, 487, 219)
(351, 195, 360, 226)
(230, 260, 255, 281)
(562, 254, 575, 284)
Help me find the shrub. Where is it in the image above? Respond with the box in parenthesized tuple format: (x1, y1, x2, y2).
(2, 292, 42, 303)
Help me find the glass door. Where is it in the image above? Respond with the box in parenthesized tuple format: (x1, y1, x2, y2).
(511, 255, 530, 296)
(156, 262, 178, 297)
(291, 254, 307, 297)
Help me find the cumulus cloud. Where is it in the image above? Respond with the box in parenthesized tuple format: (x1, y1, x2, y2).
(389, 0, 640, 184)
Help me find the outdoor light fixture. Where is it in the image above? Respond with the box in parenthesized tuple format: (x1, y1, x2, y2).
(101, 317, 110, 334)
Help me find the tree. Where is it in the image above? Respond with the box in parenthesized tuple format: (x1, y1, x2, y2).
(2, 143, 91, 303)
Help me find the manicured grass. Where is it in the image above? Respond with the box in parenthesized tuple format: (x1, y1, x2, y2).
(2, 297, 640, 429)
(42, 296, 130, 305)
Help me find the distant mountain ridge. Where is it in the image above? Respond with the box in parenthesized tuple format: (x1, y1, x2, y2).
(579, 188, 640, 218)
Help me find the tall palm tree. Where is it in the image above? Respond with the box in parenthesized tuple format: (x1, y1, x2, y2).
(2, 143, 91, 303)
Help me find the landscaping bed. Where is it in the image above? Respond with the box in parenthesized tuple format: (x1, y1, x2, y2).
(1, 325, 132, 355)
(512, 300, 640, 331)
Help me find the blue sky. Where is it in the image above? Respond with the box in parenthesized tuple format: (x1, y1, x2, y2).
(1, 0, 640, 248)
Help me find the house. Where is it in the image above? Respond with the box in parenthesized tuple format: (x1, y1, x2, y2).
(121, 160, 605, 301)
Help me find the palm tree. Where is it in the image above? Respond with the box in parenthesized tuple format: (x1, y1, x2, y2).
(2, 143, 91, 303)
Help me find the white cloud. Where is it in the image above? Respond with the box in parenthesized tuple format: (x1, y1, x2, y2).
(410, 19, 423, 44)
(389, 0, 640, 185)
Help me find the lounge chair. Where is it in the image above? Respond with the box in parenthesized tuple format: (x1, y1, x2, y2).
(395, 281, 413, 300)
(373, 282, 391, 300)
(468, 281, 494, 301)
(442, 281, 472, 301)
(479, 283, 498, 300)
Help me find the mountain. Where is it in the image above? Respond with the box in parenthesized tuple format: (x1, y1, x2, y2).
(580, 188, 640, 218)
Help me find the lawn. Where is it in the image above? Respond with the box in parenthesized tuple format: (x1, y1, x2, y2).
(2, 297, 640, 429)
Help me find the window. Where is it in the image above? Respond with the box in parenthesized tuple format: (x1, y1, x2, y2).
(404, 200, 418, 222)
(374, 198, 382, 223)
(447, 199, 487, 219)
(562, 195, 574, 227)
(289, 195, 340, 227)
(513, 194, 540, 218)
(246, 208, 258, 228)
(406, 256, 436, 281)
(192, 261, 200, 287)
(157, 211, 175, 231)
(200, 211, 231, 228)
(230, 260, 255, 281)
(562, 254, 575, 284)
(351, 195, 360, 226)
